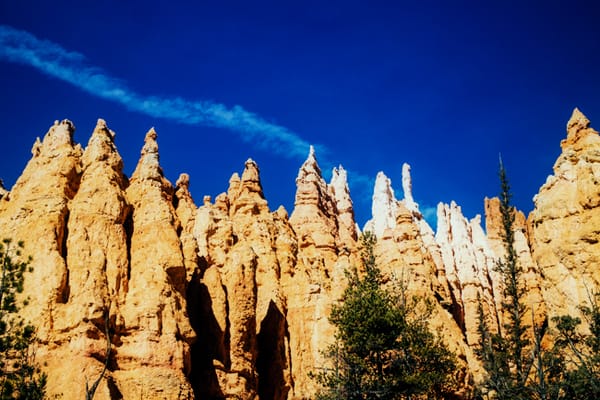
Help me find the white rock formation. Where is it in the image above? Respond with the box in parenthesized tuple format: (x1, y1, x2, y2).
(402, 163, 419, 214)
(363, 171, 398, 237)
(329, 165, 358, 243)
(435, 201, 500, 345)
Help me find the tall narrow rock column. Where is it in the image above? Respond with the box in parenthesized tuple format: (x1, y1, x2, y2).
(192, 159, 297, 399)
(287, 147, 355, 398)
(0, 120, 81, 336)
(119, 128, 196, 399)
(44, 120, 131, 399)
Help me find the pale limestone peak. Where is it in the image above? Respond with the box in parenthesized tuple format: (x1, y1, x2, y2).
(93, 118, 116, 140)
(42, 119, 76, 153)
(175, 173, 196, 216)
(363, 171, 398, 237)
(214, 192, 229, 213)
(297, 145, 322, 182)
(567, 107, 590, 134)
(240, 158, 266, 199)
(329, 166, 348, 195)
(401, 163, 419, 213)
(435, 201, 470, 244)
(31, 137, 42, 156)
(229, 172, 241, 184)
(28, 119, 79, 162)
(561, 107, 598, 150)
(435, 203, 449, 243)
(330, 165, 358, 242)
(227, 172, 241, 199)
(274, 205, 289, 220)
(241, 158, 261, 183)
(176, 173, 190, 190)
(131, 127, 162, 181)
(227, 159, 268, 215)
(142, 128, 159, 155)
(82, 119, 123, 169)
(289, 144, 337, 231)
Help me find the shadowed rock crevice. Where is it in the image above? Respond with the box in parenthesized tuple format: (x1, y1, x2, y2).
(2, 111, 599, 398)
(123, 211, 133, 283)
(187, 273, 226, 399)
(257, 300, 289, 400)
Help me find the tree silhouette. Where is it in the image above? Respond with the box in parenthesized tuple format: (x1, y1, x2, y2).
(0, 239, 46, 399)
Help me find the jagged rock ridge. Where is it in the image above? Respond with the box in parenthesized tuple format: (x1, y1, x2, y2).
(0, 108, 598, 399)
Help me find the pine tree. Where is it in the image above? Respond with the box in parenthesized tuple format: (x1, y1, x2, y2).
(314, 232, 456, 399)
(476, 161, 574, 400)
(476, 160, 532, 399)
(0, 239, 46, 399)
(553, 292, 600, 399)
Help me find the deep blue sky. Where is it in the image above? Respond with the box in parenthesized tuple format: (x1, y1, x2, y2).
(1, 1, 599, 229)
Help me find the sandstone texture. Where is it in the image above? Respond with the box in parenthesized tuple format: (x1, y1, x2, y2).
(0, 109, 598, 398)
(287, 148, 357, 398)
(191, 158, 295, 399)
(436, 201, 500, 347)
(529, 108, 600, 324)
(0, 121, 195, 399)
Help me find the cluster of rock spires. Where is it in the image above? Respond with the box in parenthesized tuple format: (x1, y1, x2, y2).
(0, 108, 599, 399)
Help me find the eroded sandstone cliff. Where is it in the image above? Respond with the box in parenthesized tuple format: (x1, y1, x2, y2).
(0, 108, 598, 399)
(529, 108, 600, 326)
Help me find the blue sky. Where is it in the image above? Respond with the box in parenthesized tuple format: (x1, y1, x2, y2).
(1, 1, 599, 229)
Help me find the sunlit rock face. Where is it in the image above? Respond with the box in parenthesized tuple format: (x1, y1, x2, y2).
(329, 165, 358, 244)
(1, 110, 599, 399)
(529, 108, 600, 325)
(362, 166, 476, 391)
(118, 127, 196, 398)
(363, 171, 398, 237)
(191, 158, 296, 399)
(0, 121, 196, 399)
(0, 119, 81, 336)
(484, 197, 547, 334)
(435, 201, 501, 346)
(0, 119, 86, 398)
(53, 119, 131, 398)
(286, 147, 357, 398)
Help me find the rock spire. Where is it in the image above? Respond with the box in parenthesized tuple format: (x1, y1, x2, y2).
(0, 111, 599, 399)
(529, 107, 600, 323)
(363, 171, 398, 237)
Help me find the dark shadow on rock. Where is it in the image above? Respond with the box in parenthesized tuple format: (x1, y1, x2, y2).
(187, 266, 226, 399)
(257, 300, 290, 400)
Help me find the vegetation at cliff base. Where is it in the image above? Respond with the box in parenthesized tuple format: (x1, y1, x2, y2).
(0, 239, 46, 399)
(476, 161, 600, 400)
(313, 232, 456, 400)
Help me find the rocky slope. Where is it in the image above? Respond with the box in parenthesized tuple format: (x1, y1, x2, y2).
(529, 108, 600, 325)
(0, 108, 598, 399)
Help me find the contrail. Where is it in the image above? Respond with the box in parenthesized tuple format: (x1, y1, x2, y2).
(0, 24, 314, 159)
(0, 24, 379, 213)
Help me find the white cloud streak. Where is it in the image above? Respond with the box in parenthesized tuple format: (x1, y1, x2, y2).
(0, 24, 312, 159)
(0, 24, 382, 211)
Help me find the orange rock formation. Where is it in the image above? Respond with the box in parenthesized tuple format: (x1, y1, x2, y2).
(0, 108, 598, 399)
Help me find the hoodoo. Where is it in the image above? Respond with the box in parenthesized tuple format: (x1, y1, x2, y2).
(0, 109, 599, 398)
